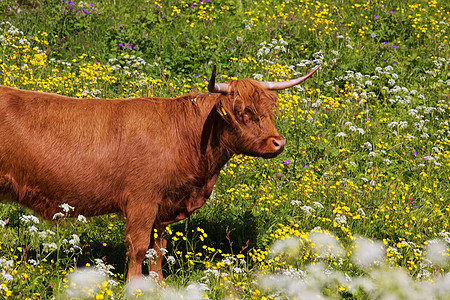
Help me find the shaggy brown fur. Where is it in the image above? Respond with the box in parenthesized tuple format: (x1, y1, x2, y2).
(0, 79, 284, 280)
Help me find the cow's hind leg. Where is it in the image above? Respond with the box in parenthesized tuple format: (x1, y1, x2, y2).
(125, 205, 158, 281)
(148, 227, 167, 281)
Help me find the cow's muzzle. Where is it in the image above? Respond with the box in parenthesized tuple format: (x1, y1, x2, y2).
(262, 136, 285, 158)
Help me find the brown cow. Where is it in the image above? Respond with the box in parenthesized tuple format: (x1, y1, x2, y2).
(0, 65, 319, 280)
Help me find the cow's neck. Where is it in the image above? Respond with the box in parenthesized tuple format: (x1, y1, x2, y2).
(155, 94, 236, 226)
(196, 94, 236, 174)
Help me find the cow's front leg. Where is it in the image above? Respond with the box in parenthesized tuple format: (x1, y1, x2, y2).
(125, 206, 157, 281)
(148, 227, 167, 281)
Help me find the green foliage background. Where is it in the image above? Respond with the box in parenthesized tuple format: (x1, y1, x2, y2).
(0, 0, 449, 299)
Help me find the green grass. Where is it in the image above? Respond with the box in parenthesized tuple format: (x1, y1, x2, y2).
(0, 0, 449, 299)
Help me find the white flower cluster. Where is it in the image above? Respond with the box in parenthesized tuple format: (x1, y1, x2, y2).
(256, 234, 450, 299)
(257, 38, 288, 59)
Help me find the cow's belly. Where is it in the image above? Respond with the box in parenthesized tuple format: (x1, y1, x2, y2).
(156, 174, 219, 227)
(156, 193, 210, 227)
(0, 173, 120, 220)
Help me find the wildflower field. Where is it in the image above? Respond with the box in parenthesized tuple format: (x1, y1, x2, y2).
(0, 0, 449, 298)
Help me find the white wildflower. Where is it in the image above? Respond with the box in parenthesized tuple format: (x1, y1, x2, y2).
(28, 225, 39, 233)
(356, 207, 366, 217)
(290, 200, 301, 206)
(52, 212, 64, 220)
(145, 249, 158, 261)
(270, 237, 301, 257)
(167, 256, 176, 265)
(309, 231, 344, 258)
(66, 269, 106, 298)
(416, 269, 431, 279)
(352, 236, 384, 268)
(301, 205, 315, 216)
(438, 231, 450, 244)
(1, 270, 13, 281)
(253, 73, 263, 80)
(426, 239, 449, 266)
(399, 121, 408, 128)
(94, 259, 115, 276)
(334, 214, 347, 226)
(282, 267, 306, 280)
(69, 234, 80, 246)
(59, 203, 74, 213)
(160, 247, 168, 255)
(19, 215, 40, 224)
(313, 202, 324, 209)
(43, 242, 58, 250)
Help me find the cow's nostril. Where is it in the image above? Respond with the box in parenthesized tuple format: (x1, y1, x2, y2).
(272, 137, 285, 151)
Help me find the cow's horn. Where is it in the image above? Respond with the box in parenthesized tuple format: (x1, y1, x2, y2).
(259, 65, 320, 90)
(208, 64, 232, 94)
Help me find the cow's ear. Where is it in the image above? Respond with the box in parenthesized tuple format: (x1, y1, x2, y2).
(201, 105, 227, 154)
(215, 97, 235, 123)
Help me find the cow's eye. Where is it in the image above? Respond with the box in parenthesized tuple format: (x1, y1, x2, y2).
(244, 108, 255, 119)
(242, 112, 250, 123)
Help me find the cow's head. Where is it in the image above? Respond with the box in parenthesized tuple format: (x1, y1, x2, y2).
(207, 65, 320, 159)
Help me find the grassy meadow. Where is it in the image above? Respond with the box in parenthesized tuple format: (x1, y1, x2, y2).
(0, 0, 449, 298)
